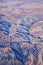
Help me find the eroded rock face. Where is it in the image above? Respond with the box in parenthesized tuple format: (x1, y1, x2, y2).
(30, 21, 43, 44)
(0, 0, 43, 65)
